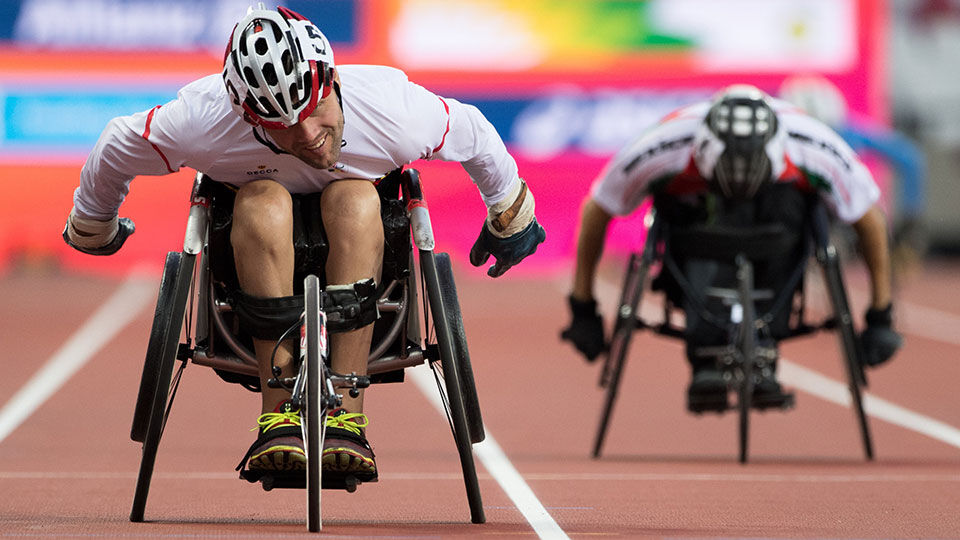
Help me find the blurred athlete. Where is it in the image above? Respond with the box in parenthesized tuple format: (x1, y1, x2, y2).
(561, 84, 902, 413)
(63, 4, 544, 480)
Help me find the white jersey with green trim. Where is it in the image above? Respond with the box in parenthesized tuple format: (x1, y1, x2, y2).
(590, 98, 880, 224)
(74, 65, 520, 220)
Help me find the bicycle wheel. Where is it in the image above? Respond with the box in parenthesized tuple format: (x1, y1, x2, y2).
(303, 274, 326, 532)
(420, 249, 485, 524)
(130, 251, 196, 522)
(434, 252, 484, 444)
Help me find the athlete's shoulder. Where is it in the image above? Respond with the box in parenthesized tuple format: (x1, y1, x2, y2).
(338, 64, 409, 88)
(169, 74, 234, 123)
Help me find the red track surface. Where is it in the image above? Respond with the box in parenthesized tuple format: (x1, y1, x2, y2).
(1, 256, 959, 538)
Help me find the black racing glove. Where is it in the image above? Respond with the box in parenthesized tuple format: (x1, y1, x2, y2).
(560, 295, 606, 362)
(860, 304, 903, 367)
(62, 216, 136, 256)
(469, 218, 546, 278)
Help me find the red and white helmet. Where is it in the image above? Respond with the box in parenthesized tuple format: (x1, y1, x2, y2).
(222, 4, 335, 129)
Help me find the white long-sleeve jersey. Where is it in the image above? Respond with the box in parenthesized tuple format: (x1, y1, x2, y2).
(74, 65, 520, 220)
(590, 98, 880, 224)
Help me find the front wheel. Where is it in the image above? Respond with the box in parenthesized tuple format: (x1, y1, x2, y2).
(303, 274, 327, 532)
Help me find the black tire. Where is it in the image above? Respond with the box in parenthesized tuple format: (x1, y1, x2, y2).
(420, 249, 485, 524)
(821, 251, 874, 460)
(131, 252, 186, 443)
(435, 252, 484, 444)
(735, 257, 756, 464)
(593, 253, 647, 458)
(303, 274, 324, 532)
(130, 251, 195, 522)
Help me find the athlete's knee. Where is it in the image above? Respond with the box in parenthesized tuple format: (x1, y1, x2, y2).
(322, 181, 383, 238)
(232, 180, 294, 245)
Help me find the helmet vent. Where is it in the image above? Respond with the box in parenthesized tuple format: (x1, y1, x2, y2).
(257, 95, 277, 117)
(281, 50, 294, 75)
(263, 62, 278, 86)
(255, 37, 268, 55)
(242, 66, 259, 88)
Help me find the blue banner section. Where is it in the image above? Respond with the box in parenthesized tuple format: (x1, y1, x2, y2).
(0, 0, 357, 49)
(2, 90, 177, 149)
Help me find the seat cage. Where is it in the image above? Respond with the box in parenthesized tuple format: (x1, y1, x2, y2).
(180, 170, 430, 385)
(642, 199, 823, 343)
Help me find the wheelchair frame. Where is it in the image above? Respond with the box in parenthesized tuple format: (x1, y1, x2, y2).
(592, 201, 873, 463)
(127, 169, 486, 531)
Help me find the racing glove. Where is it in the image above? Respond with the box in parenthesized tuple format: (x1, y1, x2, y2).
(469, 218, 546, 278)
(63, 208, 136, 256)
(859, 304, 903, 367)
(560, 295, 606, 362)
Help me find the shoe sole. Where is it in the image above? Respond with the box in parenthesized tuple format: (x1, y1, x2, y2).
(687, 393, 729, 414)
(751, 391, 796, 411)
(322, 446, 377, 479)
(247, 445, 307, 472)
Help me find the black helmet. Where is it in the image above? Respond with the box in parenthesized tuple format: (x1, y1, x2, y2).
(698, 85, 779, 199)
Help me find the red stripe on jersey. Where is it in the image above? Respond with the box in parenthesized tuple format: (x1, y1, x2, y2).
(432, 97, 451, 154)
(662, 158, 709, 196)
(142, 105, 175, 174)
(776, 156, 815, 193)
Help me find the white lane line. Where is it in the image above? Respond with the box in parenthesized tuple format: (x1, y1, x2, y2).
(0, 269, 157, 444)
(779, 360, 960, 449)
(409, 365, 570, 540)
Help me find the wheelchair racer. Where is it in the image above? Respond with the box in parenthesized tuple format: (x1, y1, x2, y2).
(63, 4, 545, 481)
(561, 84, 903, 413)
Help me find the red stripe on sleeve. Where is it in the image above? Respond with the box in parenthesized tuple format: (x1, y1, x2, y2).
(142, 105, 175, 174)
(431, 97, 451, 154)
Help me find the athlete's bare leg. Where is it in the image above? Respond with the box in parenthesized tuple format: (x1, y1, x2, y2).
(231, 179, 298, 414)
(320, 179, 384, 413)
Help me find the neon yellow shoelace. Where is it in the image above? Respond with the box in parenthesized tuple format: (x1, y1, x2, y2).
(254, 409, 301, 432)
(325, 412, 369, 436)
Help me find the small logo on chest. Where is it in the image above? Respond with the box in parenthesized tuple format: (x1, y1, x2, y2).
(247, 165, 280, 176)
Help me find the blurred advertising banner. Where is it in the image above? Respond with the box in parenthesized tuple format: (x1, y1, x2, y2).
(0, 0, 885, 275)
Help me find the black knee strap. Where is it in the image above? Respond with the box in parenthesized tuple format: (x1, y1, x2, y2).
(323, 279, 379, 333)
(233, 291, 304, 340)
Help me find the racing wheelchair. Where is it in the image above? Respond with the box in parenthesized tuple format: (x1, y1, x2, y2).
(128, 168, 486, 531)
(592, 194, 873, 464)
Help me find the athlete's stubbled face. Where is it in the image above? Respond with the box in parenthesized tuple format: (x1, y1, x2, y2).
(264, 92, 344, 170)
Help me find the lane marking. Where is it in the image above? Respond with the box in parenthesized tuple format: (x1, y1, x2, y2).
(581, 273, 960, 451)
(2, 471, 958, 482)
(0, 269, 156, 444)
(409, 365, 570, 540)
(779, 360, 960, 449)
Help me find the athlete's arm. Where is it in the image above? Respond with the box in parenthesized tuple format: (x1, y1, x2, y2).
(73, 85, 210, 220)
(571, 199, 614, 302)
